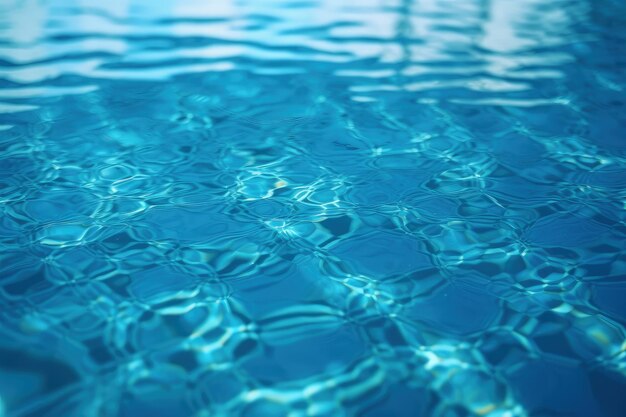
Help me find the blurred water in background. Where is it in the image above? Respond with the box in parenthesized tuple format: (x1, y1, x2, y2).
(0, 0, 625, 416)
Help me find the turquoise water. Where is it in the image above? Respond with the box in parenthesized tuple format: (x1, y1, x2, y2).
(1, 0, 625, 416)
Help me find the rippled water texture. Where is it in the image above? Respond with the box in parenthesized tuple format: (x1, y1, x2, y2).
(1, 0, 626, 416)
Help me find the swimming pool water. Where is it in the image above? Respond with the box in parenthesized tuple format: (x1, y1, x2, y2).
(0, 0, 625, 416)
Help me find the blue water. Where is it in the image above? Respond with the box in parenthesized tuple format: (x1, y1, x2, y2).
(1, 1, 625, 416)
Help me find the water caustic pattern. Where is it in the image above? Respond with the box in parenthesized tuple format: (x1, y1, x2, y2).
(0, 0, 625, 416)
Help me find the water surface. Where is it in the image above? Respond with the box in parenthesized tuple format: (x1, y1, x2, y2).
(1, 1, 625, 416)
